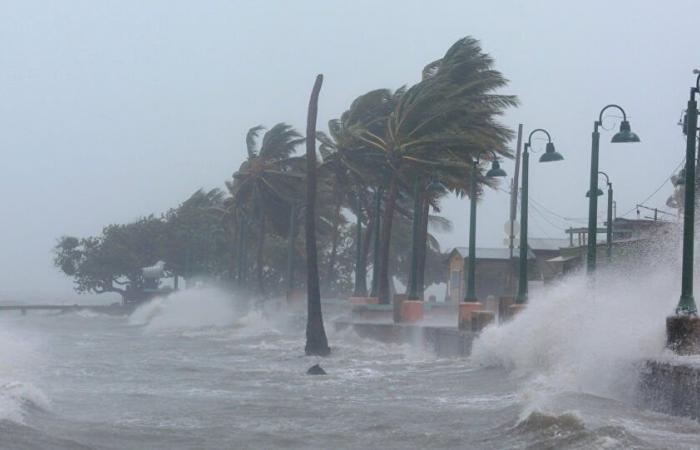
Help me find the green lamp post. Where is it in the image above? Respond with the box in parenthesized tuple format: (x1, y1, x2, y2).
(586, 171, 613, 260)
(586, 105, 640, 274)
(516, 129, 564, 304)
(675, 74, 700, 316)
(407, 177, 446, 300)
(353, 191, 368, 297)
(464, 151, 507, 302)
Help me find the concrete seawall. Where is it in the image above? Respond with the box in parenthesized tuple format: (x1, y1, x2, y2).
(638, 358, 700, 420)
(334, 320, 476, 357)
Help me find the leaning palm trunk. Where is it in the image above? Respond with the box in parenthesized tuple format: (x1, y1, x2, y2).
(377, 175, 399, 304)
(416, 197, 430, 299)
(304, 74, 330, 356)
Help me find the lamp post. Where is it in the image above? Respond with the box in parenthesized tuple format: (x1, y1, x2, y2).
(516, 129, 564, 304)
(676, 74, 699, 317)
(464, 151, 507, 302)
(667, 73, 700, 355)
(587, 105, 640, 274)
(586, 171, 613, 260)
(353, 191, 368, 297)
(407, 177, 446, 300)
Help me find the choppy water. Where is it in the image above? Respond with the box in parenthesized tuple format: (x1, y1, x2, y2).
(1, 284, 699, 450)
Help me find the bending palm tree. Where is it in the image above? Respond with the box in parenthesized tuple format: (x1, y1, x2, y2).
(226, 123, 306, 294)
(353, 37, 518, 304)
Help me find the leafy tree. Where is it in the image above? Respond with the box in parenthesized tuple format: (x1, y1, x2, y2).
(54, 216, 168, 303)
(163, 188, 228, 286)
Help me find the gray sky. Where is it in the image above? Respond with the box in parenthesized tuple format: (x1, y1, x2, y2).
(0, 0, 695, 300)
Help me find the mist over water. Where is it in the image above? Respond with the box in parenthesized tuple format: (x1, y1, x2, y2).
(1, 230, 699, 448)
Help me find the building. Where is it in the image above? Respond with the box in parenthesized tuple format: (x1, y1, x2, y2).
(445, 247, 535, 303)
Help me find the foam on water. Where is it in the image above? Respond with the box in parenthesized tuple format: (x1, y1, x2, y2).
(0, 327, 48, 424)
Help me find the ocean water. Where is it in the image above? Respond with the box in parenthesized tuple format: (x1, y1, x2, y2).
(0, 283, 699, 450)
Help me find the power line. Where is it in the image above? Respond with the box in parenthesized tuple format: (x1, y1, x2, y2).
(619, 156, 685, 218)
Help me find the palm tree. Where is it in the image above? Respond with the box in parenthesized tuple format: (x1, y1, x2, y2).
(316, 89, 404, 296)
(304, 74, 331, 356)
(352, 37, 518, 304)
(226, 123, 306, 294)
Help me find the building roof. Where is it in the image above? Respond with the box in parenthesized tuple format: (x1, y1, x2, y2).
(528, 238, 572, 251)
(449, 247, 535, 260)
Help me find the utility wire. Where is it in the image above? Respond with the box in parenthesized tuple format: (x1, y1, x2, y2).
(619, 156, 685, 218)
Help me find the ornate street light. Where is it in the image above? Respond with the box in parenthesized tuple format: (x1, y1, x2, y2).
(516, 129, 564, 304)
(676, 73, 700, 317)
(586, 172, 614, 260)
(463, 151, 507, 302)
(667, 72, 700, 355)
(586, 105, 640, 274)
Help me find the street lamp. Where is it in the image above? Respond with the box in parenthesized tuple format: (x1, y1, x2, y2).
(407, 177, 446, 300)
(667, 72, 700, 355)
(464, 151, 507, 302)
(587, 105, 640, 274)
(676, 73, 700, 317)
(586, 171, 614, 260)
(516, 129, 564, 304)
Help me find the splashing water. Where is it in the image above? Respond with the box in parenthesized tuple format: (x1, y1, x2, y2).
(471, 251, 682, 404)
(129, 287, 240, 332)
(0, 327, 49, 424)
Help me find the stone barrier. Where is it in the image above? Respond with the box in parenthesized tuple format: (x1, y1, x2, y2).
(637, 358, 700, 420)
(334, 320, 476, 357)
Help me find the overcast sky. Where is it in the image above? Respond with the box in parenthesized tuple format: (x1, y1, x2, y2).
(1, 0, 696, 300)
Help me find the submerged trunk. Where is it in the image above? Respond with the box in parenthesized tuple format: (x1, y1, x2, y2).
(304, 74, 330, 357)
(416, 197, 430, 299)
(377, 175, 399, 305)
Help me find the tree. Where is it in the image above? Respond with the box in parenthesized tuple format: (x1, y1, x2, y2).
(163, 188, 228, 287)
(226, 123, 306, 294)
(316, 89, 402, 296)
(352, 37, 518, 303)
(54, 216, 169, 303)
(304, 74, 331, 356)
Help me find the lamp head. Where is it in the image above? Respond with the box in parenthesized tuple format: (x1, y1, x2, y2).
(485, 159, 507, 178)
(585, 188, 604, 198)
(611, 120, 640, 143)
(539, 142, 564, 162)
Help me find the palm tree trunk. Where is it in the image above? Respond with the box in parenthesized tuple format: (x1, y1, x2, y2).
(323, 180, 342, 294)
(378, 175, 399, 304)
(304, 74, 330, 356)
(361, 208, 374, 277)
(255, 216, 266, 295)
(416, 197, 430, 299)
